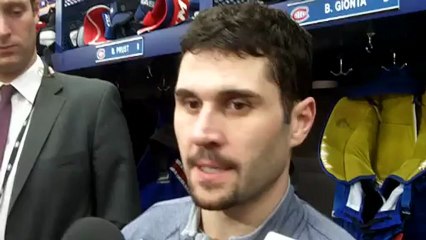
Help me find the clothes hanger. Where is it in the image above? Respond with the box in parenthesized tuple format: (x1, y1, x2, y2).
(330, 58, 353, 76)
(330, 38, 353, 77)
(381, 52, 408, 71)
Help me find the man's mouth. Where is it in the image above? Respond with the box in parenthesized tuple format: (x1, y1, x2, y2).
(195, 159, 232, 172)
(0, 45, 14, 49)
(0, 45, 16, 53)
(199, 166, 223, 174)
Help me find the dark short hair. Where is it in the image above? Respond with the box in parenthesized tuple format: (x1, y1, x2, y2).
(180, 3, 312, 121)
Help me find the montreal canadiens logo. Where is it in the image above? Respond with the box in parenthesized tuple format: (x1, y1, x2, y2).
(96, 48, 106, 60)
(291, 6, 309, 23)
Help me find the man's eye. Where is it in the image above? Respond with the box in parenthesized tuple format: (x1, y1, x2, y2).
(231, 101, 248, 110)
(227, 100, 252, 113)
(7, 11, 21, 17)
(183, 99, 201, 112)
(188, 100, 200, 109)
(10, 8, 23, 15)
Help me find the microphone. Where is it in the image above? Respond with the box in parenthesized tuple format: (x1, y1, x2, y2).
(61, 217, 125, 240)
(264, 231, 296, 240)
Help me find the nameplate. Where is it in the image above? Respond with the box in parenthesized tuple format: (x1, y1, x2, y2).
(95, 36, 144, 63)
(287, 0, 400, 26)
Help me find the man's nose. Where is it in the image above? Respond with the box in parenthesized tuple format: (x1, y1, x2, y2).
(0, 15, 12, 40)
(190, 108, 226, 148)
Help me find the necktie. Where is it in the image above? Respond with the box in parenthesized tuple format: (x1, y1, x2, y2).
(0, 85, 15, 165)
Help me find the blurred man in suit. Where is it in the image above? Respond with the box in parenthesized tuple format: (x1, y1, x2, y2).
(0, 0, 140, 239)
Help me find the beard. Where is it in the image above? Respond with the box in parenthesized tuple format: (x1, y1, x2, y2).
(185, 147, 288, 211)
(189, 181, 240, 210)
(186, 148, 240, 210)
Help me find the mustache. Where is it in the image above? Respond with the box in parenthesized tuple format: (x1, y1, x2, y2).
(187, 148, 238, 169)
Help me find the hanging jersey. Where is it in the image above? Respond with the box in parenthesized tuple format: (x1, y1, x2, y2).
(320, 93, 426, 240)
(137, 125, 189, 212)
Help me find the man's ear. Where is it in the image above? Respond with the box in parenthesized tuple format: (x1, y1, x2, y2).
(289, 97, 316, 148)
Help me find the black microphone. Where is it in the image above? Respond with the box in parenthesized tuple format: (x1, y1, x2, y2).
(61, 217, 125, 240)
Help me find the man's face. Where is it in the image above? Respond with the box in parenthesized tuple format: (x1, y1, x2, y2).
(175, 51, 300, 210)
(0, 0, 38, 79)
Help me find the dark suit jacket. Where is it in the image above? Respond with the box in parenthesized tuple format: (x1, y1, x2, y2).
(5, 67, 141, 240)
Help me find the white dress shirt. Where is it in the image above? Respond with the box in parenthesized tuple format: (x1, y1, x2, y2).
(0, 56, 44, 239)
